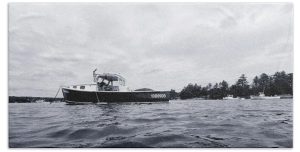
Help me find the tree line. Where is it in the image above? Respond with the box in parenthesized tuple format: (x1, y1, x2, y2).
(9, 96, 63, 103)
(177, 71, 293, 100)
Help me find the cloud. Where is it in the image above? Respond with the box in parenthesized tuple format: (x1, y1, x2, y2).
(8, 3, 293, 96)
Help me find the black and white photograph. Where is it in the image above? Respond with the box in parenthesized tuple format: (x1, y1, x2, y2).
(8, 3, 293, 148)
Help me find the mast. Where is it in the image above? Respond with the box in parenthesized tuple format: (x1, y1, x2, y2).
(93, 68, 97, 82)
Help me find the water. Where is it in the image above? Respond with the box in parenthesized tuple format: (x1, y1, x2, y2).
(9, 99, 293, 148)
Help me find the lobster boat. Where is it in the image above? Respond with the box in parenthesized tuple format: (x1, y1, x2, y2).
(61, 69, 170, 104)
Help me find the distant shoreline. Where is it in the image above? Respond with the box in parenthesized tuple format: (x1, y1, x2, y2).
(9, 96, 63, 103)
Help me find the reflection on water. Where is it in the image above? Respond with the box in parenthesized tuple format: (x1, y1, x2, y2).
(9, 99, 292, 148)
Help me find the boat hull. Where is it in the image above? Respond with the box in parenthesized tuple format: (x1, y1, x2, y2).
(62, 88, 170, 103)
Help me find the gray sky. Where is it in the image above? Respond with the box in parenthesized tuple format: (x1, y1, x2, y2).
(8, 3, 293, 97)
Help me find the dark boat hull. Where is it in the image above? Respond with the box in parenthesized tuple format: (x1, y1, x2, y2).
(62, 88, 170, 103)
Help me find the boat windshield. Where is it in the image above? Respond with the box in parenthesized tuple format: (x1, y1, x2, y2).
(93, 73, 126, 86)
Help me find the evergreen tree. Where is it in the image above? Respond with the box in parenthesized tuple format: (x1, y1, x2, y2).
(251, 76, 260, 95)
(235, 74, 250, 98)
(219, 80, 229, 98)
(170, 89, 178, 99)
(287, 73, 293, 95)
(258, 73, 270, 93)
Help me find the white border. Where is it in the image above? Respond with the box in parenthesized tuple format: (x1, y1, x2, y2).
(1, 0, 298, 152)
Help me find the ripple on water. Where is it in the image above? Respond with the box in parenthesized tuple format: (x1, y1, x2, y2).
(130, 134, 198, 148)
(47, 128, 73, 138)
(101, 141, 151, 148)
(259, 130, 287, 139)
(67, 125, 137, 140)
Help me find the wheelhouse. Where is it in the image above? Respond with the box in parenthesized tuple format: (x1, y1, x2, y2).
(93, 69, 128, 91)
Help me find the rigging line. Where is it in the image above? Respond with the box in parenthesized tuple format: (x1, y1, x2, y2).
(52, 87, 61, 104)
(95, 91, 100, 103)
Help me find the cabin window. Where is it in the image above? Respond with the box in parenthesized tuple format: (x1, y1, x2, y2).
(118, 78, 125, 86)
(80, 86, 85, 89)
(113, 86, 119, 91)
(73, 86, 77, 89)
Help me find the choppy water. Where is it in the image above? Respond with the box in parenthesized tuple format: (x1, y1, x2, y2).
(9, 99, 292, 148)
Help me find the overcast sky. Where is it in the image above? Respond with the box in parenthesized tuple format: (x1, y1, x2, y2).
(9, 3, 293, 97)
